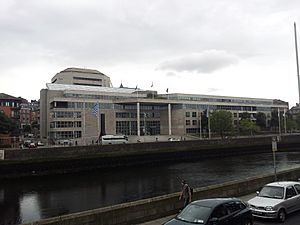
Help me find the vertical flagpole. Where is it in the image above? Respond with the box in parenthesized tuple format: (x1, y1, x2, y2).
(83, 100, 86, 145)
(294, 22, 300, 104)
(151, 82, 154, 100)
(278, 108, 281, 136)
(199, 111, 202, 139)
(208, 106, 211, 139)
(98, 101, 100, 143)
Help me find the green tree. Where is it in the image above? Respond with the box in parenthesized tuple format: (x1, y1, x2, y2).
(255, 112, 266, 130)
(286, 115, 297, 132)
(295, 112, 300, 129)
(0, 112, 17, 134)
(200, 110, 208, 135)
(210, 110, 233, 138)
(23, 124, 31, 133)
(270, 110, 279, 131)
(240, 112, 251, 120)
(240, 118, 258, 135)
(31, 121, 39, 129)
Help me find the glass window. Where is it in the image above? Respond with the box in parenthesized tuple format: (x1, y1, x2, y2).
(211, 205, 228, 218)
(294, 184, 300, 194)
(225, 201, 244, 214)
(176, 204, 211, 224)
(192, 120, 197, 125)
(186, 120, 190, 125)
(286, 186, 297, 199)
(192, 112, 197, 117)
(258, 186, 284, 199)
(186, 112, 190, 117)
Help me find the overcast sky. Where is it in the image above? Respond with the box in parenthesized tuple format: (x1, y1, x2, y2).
(1, 0, 300, 106)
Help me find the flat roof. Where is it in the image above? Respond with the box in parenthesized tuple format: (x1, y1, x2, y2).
(46, 83, 138, 94)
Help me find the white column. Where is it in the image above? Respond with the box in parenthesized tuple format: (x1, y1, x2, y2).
(168, 103, 172, 135)
(137, 102, 140, 136)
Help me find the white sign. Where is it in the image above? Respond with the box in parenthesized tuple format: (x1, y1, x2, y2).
(0, 150, 4, 160)
(272, 141, 277, 152)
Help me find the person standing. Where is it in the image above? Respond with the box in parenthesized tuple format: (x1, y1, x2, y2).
(179, 180, 192, 208)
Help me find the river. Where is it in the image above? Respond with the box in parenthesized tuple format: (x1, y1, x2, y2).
(1, 151, 300, 224)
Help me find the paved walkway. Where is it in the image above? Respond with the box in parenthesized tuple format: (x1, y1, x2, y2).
(139, 193, 256, 225)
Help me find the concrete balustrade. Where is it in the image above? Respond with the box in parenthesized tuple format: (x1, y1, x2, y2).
(22, 167, 300, 225)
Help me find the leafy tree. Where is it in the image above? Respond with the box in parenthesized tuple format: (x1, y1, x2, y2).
(23, 124, 31, 133)
(270, 110, 279, 130)
(240, 118, 258, 135)
(286, 115, 297, 132)
(200, 110, 208, 134)
(210, 110, 233, 138)
(240, 112, 251, 120)
(255, 112, 266, 130)
(31, 121, 39, 129)
(0, 112, 18, 134)
(295, 112, 300, 129)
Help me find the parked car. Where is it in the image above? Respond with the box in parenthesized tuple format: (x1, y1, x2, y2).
(37, 141, 44, 146)
(24, 140, 32, 147)
(164, 198, 253, 225)
(58, 139, 72, 146)
(248, 181, 300, 222)
(168, 137, 180, 142)
(28, 142, 36, 148)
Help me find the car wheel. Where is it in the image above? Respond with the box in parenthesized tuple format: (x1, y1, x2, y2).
(243, 219, 253, 225)
(277, 209, 286, 223)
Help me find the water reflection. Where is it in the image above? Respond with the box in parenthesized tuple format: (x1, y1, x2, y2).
(1, 151, 300, 224)
(20, 193, 41, 223)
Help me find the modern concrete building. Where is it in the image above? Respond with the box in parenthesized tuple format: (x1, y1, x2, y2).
(40, 68, 289, 145)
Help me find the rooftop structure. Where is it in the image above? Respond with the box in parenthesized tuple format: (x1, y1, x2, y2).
(51, 68, 111, 87)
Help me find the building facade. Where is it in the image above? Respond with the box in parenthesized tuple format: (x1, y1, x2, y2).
(0, 93, 22, 145)
(40, 68, 289, 145)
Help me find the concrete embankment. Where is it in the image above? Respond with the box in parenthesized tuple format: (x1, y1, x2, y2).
(1, 135, 300, 178)
(21, 167, 300, 225)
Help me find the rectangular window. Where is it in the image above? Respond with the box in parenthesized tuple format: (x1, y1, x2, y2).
(186, 112, 190, 117)
(192, 120, 197, 125)
(186, 120, 190, 125)
(73, 76, 102, 82)
(192, 112, 197, 117)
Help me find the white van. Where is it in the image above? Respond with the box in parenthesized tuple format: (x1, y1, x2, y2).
(99, 135, 128, 145)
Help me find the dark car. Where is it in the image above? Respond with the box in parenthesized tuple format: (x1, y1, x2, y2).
(164, 198, 253, 225)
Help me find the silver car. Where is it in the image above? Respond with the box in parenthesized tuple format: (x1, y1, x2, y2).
(248, 181, 300, 222)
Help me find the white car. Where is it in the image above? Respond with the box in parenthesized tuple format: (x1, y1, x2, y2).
(37, 141, 44, 146)
(248, 181, 300, 222)
(168, 137, 180, 142)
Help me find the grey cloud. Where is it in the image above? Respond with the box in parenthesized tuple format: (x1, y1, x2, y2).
(156, 50, 239, 73)
(165, 71, 178, 77)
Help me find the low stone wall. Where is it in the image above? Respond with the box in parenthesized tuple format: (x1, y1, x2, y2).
(22, 167, 300, 225)
(3, 135, 300, 162)
(1, 135, 300, 178)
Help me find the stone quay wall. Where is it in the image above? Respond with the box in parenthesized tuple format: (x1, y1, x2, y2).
(21, 167, 300, 225)
(0, 135, 300, 178)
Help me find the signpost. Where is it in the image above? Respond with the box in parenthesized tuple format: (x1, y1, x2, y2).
(272, 137, 278, 181)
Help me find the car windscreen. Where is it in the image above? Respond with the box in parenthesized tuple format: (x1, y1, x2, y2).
(176, 204, 211, 224)
(258, 186, 284, 199)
